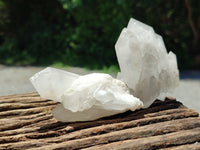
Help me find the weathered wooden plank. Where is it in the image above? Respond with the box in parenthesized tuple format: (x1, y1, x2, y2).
(0, 108, 196, 138)
(13, 117, 199, 150)
(0, 112, 198, 148)
(160, 143, 200, 150)
(0, 101, 57, 111)
(0, 93, 199, 150)
(84, 128, 200, 150)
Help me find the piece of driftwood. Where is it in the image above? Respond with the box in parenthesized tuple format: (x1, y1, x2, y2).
(0, 93, 199, 150)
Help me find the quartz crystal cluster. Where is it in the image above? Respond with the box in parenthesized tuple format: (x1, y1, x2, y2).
(30, 67, 143, 122)
(115, 18, 179, 108)
(30, 18, 179, 122)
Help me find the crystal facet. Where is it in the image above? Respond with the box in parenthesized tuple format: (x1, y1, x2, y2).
(30, 67, 79, 102)
(115, 18, 179, 107)
(30, 68, 143, 122)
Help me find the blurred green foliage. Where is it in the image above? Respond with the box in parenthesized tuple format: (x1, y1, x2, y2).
(0, 0, 199, 69)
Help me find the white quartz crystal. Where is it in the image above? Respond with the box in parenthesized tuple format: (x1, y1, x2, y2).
(30, 67, 143, 122)
(115, 18, 179, 108)
(30, 67, 79, 102)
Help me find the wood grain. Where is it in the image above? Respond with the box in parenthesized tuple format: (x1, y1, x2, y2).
(0, 93, 199, 150)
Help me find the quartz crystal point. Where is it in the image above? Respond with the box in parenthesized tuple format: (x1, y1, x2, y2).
(115, 18, 179, 108)
(30, 67, 79, 102)
(30, 67, 143, 122)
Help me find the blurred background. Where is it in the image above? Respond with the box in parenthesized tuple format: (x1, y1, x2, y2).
(0, 0, 199, 112)
(0, 0, 199, 69)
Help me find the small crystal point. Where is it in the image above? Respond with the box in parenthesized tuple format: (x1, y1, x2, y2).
(30, 67, 79, 102)
(115, 18, 179, 108)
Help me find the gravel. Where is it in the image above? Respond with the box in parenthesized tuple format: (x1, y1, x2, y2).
(0, 65, 199, 113)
